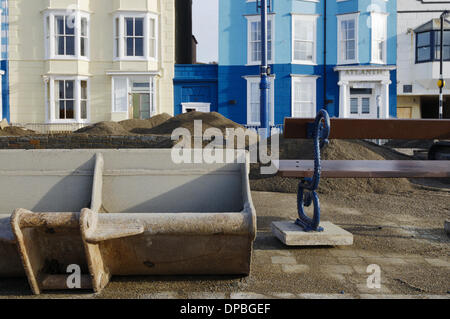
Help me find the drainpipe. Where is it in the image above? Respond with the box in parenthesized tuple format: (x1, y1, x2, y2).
(323, 0, 327, 111)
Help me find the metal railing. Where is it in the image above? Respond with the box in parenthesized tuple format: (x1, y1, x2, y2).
(10, 123, 89, 134)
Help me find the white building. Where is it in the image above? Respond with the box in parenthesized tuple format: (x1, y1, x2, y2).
(397, 0, 450, 119)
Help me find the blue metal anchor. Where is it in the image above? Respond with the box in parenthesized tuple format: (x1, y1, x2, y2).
(295, 109, 331, 232)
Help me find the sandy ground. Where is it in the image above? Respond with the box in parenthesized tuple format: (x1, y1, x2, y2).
(1, 188, 448, 299)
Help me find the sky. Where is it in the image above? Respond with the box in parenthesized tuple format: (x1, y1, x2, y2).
(192, 0, 219, 63)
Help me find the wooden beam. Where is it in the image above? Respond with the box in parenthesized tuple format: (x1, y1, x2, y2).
(284, 118, 450, 140)
(278, 160, 450, 178)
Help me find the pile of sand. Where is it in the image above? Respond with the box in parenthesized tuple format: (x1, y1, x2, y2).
(250, 137, 415, 195)
(119, 113, 173, 134)
(138, 111, 245, 135)
(0, 126, 36, 136)
(75, 121, 132, 136)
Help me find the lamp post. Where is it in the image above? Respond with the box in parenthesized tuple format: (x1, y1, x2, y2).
(258, 0, 271, 138)
(438, 10, 449, 119)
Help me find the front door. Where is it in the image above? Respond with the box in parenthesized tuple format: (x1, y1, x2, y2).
(132, 93, 151, 119)
(349, 88, 377, 118)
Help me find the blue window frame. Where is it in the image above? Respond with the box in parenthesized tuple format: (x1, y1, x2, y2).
(416, 30, 450, 63)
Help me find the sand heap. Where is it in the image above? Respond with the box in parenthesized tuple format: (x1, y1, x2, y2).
(251, 137, 415, 195)
(139, 111, 245, 135)
(75, 121, 132, 136)
(0, 125, 36, 136)
(119, 113, 173, 134)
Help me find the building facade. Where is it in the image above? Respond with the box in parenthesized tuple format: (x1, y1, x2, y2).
(8, 0, 175, 129)
(0, 0, 8, 121)
(210, 0, 397, 126)
(397, 0, 450, 119)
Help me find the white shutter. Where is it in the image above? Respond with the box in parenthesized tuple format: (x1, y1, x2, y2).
(114, 77, 128, 112)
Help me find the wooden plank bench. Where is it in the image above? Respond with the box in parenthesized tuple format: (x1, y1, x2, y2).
(278, 110, 450, 233)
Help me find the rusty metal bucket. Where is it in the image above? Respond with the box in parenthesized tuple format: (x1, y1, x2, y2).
(0, 150, 256, 294)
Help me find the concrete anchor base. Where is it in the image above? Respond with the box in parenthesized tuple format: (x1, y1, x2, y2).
(271, 221, 353, 246)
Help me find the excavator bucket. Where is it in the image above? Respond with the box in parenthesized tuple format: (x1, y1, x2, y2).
(0, 149, 256, 294)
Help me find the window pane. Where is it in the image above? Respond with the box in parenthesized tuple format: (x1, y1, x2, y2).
(81, 101, 87, 119)
(417, 46, 431, 61)
(57, 36, 65, 55)
(81, 81, 87, 99)
(149, 18, 155, 37)
(346, 40, 355, 60)
(81, 18, 88, 36)
(135, 37, 144, 56)
(350, 98, 358, 114)
(362, 98, 370, 114)
(126, 38, 134, 56)
(58, 81, 64, 99)
(126, 18, 134, 36)
(59, 101, 65, 119)
(149, 39, 156, 58)
(444, 31, 450, 45)
(66, 36, 75, 55)
(81, 38, 86, 56)
(56, 16, 64, 35)
(135, 18, 144, 37)
(417, 32, 430, 46)
(66, 100, 74, 119)
(66, 17, 75, 35)
(65, 81, 74, 99)
(445, 46, 450, 60)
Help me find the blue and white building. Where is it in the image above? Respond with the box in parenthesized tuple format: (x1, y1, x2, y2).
(218, 0, 397, 125)
(175, 0, 397, 125)
(0, 0, 8, 121)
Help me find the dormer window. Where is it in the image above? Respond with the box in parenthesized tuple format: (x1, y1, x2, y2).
(44, 10, 90, 60)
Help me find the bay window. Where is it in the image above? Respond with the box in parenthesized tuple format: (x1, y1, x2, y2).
(44, 11, 90, 59)
(416, 30, 450, 63)
(114, 13, 158, 60)
(45, 77, 90, 123)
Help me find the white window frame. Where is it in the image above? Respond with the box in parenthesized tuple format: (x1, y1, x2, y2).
(113, 12, 158, 61)
(181, 103, 211, 113)
(337, 13, 359, 65)
(245, 15, 275, 66)
(371, 12, 388, 65)
(45, 76, 90, 124)
(292, 14, 318, 65)
(291, 76, 317, 118)
(245, 76, 275, 126)
(44, 10, 90, 60)
(111, 75, 157, 119)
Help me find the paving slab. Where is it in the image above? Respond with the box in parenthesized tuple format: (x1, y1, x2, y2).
(272, 221, 353, 246)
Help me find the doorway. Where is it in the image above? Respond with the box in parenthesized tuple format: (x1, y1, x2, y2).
(131, 93, 151, 119)
(349, 88, 377, 118)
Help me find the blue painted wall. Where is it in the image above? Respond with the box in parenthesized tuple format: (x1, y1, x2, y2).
(173, 64, 218, 115)
(176, 0, 397, 125)
(1, 0, 9, 122)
